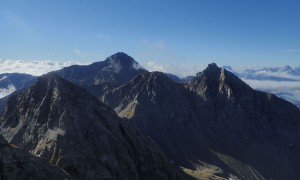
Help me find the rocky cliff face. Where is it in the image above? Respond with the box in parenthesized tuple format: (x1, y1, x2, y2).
(102, 64, 300, 180)
(0, 135, 70, 179)
(0, 73, 189, 180)
(57, 52, 147, 97)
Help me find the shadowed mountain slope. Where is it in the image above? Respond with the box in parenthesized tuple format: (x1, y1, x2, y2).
(0, 73, 190, 180)
(0, 135, 70, 179)
(102, 64, 300, 180)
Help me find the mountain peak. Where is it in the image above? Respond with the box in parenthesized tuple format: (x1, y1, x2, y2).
(196, 63, 220, 77)
(101, 52, 145, 74)
(190, 63, 252, 99)
(208, 62, 218, 69)
(57, 52, 147, 97)
(106, 52, 138, 67)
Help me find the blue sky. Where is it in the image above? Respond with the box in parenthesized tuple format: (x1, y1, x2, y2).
(1, 0, 300, 67)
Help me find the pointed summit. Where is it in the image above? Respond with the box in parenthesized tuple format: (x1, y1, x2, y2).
(106, 52, 137, 68)
(196, 63, 219, 77)
(57, 52, 147, 97)
(103, 52, 145, 73)
(190, 63, 251, 99)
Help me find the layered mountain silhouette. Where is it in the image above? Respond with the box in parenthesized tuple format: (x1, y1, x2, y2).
(1, 52, 300, 179)
(0, 73, 189, 179)
(57, 52, 147, 97)
(102, 63, 300, 179)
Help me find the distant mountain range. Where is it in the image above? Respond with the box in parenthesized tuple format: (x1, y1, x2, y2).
(165, 65, 300, 108)
(223, 66, 300, 108)
(1, 55, 299, 108)
(0, 52, 299, 179)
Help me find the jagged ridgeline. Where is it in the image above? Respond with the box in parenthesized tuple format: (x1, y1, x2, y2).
(1, 52, 300, 180)
(0, 73, 190, 180)
(102, 62, 300, 179)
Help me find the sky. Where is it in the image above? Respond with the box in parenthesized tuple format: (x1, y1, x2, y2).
(1, 0, 300, 71)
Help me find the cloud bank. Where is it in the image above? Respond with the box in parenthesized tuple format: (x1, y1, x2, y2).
(0, 59, 82, 76)
(142, 61, 205, 78)
(243, 79, 300, 105)
(0, 59, 298, 107)
(0, 84, 16, 98)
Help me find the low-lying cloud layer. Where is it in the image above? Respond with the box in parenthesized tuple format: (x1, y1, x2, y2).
(0, 59, 299, 107)
(0, 59, 82, 76)
(0, 84, 16, 98)
(243, 79, 300, 106)
(142, 61, 205, 78)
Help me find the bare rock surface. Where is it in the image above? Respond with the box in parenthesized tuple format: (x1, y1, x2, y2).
(0, 73, 190, 180)
(102, 64, 300, 180)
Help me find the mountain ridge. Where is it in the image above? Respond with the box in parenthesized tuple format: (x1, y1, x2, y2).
(102, 63, 300, 180)
(0, 72, 190, 180)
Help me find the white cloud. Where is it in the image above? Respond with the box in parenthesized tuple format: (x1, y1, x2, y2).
(229, 65, 300, 81)
(243, 79, 300, 106)
(0, 59, 82, 76)
(142, 61, 205, 77)
(0, 84, 16, 98)
(132, 62, 145, 70)
(242, 79, 300, 91)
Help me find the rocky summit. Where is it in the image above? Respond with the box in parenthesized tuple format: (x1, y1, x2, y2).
(57, 52, 147, 97)
(0, 73, 189, 180)
(102, 63, 300, 180)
